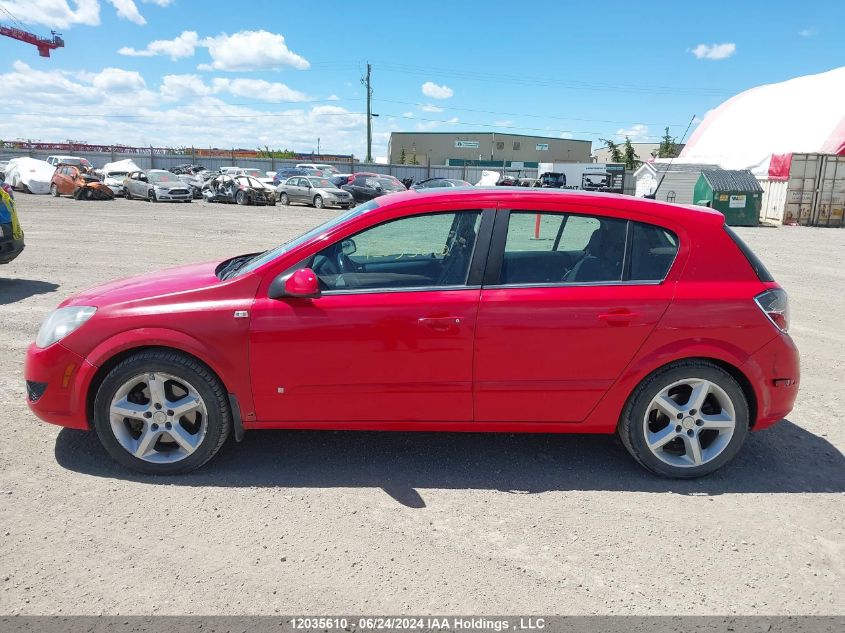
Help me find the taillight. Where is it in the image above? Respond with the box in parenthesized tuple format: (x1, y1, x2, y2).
(755, 289, 789, 333)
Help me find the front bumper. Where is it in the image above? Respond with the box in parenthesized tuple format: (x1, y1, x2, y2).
(0, 228, 25, 264)
(24, 342, 96, 430)
(741, 333, 800, 430)
(156, 191, 192, 202)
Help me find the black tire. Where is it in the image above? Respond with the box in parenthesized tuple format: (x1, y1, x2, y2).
(618, 360, 749, 478)
(148, 190, 157, 203)
(236, 190, 248, 206)
(279, 193, 289, 206)
(93, 349, 231, 475)
(125, 188, 132, 200)
(313, 195, 323, 209)
(50, 183, 59, 197)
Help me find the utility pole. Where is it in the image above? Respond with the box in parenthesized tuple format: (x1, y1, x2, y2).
(317, 137, 321, 156)
(362, 62, 373, 162)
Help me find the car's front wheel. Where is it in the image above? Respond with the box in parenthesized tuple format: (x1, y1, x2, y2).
(618, 360, 749, 478)
(148, 190, 157, 203)
(279, 193, 289, 206)
(93, 349, 231, 474)
(236, 190, 247, 205)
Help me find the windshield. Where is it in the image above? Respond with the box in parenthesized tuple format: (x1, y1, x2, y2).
(236, 176, 265, 188)
(149, 172, 177, 183)
(233, 199, 380, 278)
(308, 178, 333, 188)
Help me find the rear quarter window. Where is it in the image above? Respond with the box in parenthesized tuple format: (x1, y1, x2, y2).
(629, 222, 679, 281)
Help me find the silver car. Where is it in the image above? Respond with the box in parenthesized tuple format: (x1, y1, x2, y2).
(123, 170, 192, 203)
(275, 176, 355, 209)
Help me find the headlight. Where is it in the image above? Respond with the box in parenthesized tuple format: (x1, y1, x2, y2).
(36, 306, 96, 348)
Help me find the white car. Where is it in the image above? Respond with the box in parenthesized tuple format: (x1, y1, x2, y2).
(295, 163, 339, 174)
(46, 155, 91, 170)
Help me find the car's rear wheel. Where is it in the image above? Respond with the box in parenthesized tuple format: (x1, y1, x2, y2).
(313, 195, 324, 209)
(93, 350, 230, 474)
(618, 360, 749, 478)
(50, 183, 59, 197)
(279, 193, 289, 206)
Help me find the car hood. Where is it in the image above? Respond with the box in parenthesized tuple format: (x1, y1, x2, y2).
(64, 260, 223, 308)
(315, 187, 348, 195)
(151, 182, 189, 190)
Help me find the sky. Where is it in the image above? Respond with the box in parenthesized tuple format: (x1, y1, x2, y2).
(0, 0, 842, 161)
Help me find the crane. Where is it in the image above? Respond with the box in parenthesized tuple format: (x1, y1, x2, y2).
(0, 26, 64, 57)
(0, 5, 63, 58)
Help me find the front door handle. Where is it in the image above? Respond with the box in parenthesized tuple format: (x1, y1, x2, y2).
(418, 317, 461, 332)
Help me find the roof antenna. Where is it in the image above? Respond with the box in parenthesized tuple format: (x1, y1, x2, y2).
(646, 114, 696, 199)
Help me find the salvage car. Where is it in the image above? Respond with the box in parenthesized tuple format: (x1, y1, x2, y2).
(202, 174, 275, 206)
(342, 174, 407, 203)
(296, 163, 339, 175)
(410, 177, 472, 190)
(276, 176, 355, 209)
(0, 182, 24, 264)
(23, 188, 799, 477)
(123, 170, 192, 203)
(50, 164, 115, 200)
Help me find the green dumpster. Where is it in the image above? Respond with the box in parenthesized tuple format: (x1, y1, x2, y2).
(693, 169, 762, 226)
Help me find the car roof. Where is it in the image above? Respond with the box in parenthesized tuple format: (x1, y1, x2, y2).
(380, 187, 726, 225)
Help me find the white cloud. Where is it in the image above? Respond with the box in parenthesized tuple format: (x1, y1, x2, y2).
(690, 42, 736, 60)
(420, 104, 444, 113)
(495, 120, 513, 127)
(0, 0, 101, 28)
(212, 78, 309, 102)
(616, 123, 650, 141)
(91, 67, 146, 91)
(119, 31, 199, 59)
(159, 74, 213, 101)
(421, 81, 453, 99)
(202, 30, 310, 71)
(0, 62, 368, 154)
(327, 94, 340, 101)
(402, 112, 414, 118)
(106, 0, 146, 24)
(799, 28, 816, 37)
(143, 0, 173, 5)
(196, 63, 213, 71)
(560, 132, 573, 139)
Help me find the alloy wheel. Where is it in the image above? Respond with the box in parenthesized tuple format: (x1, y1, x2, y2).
(642, 378, 736, 468)
(280, 193, 289, 206)
(108, 371, 209, 464)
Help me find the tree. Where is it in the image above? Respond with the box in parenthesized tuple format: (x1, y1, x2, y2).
(622, 137, 640, 169)
(657, 127, 678, 158)
(398, 148, 406, 164)
(409, 153, 420, 166)
(599, 138, 623, 163)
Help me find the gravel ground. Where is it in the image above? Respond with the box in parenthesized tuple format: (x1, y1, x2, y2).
(0, 194, 842, 616)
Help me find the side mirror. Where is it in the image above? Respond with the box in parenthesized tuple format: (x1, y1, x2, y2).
(341, 239, 357, 256)
(269, 268, 321, 299)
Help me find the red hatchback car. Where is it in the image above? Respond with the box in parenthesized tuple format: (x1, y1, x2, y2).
(24, 189, 799, 477)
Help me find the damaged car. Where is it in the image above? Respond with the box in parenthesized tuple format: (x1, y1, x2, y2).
(124, 170, 192, 203)
(202, 174, 275, 206)
(50, 164, 115, 201)
(0, 181, 24, 264)
(276, 175, 355, 209)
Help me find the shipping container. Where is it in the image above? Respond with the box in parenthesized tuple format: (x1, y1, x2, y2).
(757, 154, 845, 226)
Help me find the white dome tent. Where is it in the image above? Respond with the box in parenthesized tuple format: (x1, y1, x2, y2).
(678, 66, 845, 178)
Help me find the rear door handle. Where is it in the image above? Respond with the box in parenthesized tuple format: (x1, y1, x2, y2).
(598, 310, 641, 326)
(418, 317, 461, 332)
